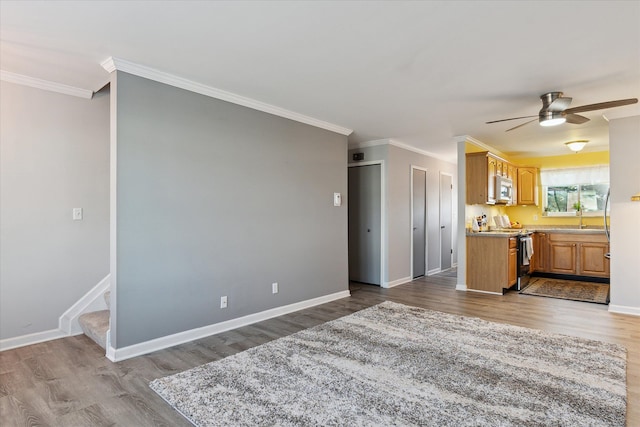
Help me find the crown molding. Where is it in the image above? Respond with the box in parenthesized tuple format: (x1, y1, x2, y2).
(453, 135, 508, 159)
(0, 70, 93, 99)
(388, 139, 455, 163)
(100, 57, 353, 136)
(348, 139, 391, 150)
(349, 138, 455, 163)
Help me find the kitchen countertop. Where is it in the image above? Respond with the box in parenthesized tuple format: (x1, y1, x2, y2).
(467, 228, 606, 237)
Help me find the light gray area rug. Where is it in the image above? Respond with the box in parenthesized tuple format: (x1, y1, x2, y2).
(149, 301, 627, 426)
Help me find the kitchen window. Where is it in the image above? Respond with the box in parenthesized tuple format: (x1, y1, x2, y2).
(540, 165, 609, 216)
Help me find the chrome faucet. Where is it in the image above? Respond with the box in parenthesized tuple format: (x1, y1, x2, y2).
(578, 210, 587, 229)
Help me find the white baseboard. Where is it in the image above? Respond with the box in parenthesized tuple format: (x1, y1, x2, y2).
(427, 268, 441, 276)
(608, 304, 640, 317)
(0, 328, 66, 352)
(106, 290, 351, 362)
(465, 288, 502, 296)
(383, 276, 412, 288)
(455, 284, 468, 291)
(59, 274, 110, 335)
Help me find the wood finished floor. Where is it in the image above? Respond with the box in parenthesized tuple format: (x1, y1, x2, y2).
(1, 271, 638, 426)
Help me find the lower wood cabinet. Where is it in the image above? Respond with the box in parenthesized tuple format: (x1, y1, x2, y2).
(535, 232, 609, 278)
(548, 241, 577, 275)
(467, 236, 517, 294)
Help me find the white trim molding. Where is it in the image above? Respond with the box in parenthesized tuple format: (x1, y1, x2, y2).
(383, 276, 413, 288)
(608, 305, 640, 317)
(465, 288, 501, 296)
(106, 290, 351, 362)
(0, 70, 93, 99)
(455, 283, 468, 291)
(100, 57, 353, 136)
(0, 329, 66, 352)
(59, 275, 111, 335)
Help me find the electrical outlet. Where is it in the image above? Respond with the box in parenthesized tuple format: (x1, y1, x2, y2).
(533, 214, 539, 221)
(272, 282, 278, 294)
(220, 296, 228, 309)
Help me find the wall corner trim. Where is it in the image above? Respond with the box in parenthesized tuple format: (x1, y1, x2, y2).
(99, 56, 353, 136)
(107, 290, 351, 362)
(608, 304, 640, 317)
(455, 284, 468, 291)
(383, 276, 412, 288)
(0, 70, 93, 99)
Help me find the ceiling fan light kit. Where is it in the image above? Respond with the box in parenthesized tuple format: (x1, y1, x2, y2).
(539, 111, 566, 127)
(486, 92, 638, 132)
(565, 140, 588, 152)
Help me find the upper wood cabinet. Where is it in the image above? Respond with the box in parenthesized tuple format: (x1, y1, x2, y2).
(466, 152, 514, 205)
(517, 167, 538, 206)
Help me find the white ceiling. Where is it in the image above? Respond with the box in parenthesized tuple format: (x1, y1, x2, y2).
(2, 1, 639, 163)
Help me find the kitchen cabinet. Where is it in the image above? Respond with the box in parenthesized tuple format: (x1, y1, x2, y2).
(538, 232, 609, 278)
(579, 242, 610, 277)
(506, 163, 518, 206)
(466, 235, 517, 294)
(466, 152, 509, 205)
(548, 241, 577, 274)
(508, 237, 518, 287)
(517, 167, 538, 206)
(531, 232, 548, 272)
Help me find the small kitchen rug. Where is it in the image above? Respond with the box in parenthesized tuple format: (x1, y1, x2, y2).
(520, 277, 610, 304)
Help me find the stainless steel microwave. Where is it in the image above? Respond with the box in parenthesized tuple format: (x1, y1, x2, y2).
(495, 175, 513, 203)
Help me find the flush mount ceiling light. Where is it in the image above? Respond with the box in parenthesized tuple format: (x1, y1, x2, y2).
(565, 140, 589, 152)
(539, 111, 567, 127)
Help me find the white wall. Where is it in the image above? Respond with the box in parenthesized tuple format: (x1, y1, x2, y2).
(608, 115, 640, 315)
(0, 81, 110, 341)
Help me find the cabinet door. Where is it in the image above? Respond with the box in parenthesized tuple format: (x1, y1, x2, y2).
(508, 240, 517, 286)
(517, 167, 538, 206)
(549, 242, 577, 274)
(579, 243, 610, 277)
(487, 157, 497, 203)
(532, 233, 547, 272)
(506, 163, 518, 205)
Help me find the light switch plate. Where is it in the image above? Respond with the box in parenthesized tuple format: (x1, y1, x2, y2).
(333, 193, 342, 207)
(73, 208, 83, 221)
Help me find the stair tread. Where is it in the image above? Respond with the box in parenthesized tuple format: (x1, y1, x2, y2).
(79, 310, 109, 349)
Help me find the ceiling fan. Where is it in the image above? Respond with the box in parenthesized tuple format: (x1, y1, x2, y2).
(486, 92, 638, 132)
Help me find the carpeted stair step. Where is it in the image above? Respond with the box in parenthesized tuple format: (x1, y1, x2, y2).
(78, 310, 110, 349)
(104, 291, 110, 309)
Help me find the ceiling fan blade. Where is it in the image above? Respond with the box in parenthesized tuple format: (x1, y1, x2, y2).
(565, 98, 638, 114)
(506, 118, 537, 132)
(565, 113, 590, 124)
(547, 97, 572, 112)
(486, 115, 537, 124)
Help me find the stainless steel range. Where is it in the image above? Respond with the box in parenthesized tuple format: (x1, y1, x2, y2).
(516, 232, 533, 290)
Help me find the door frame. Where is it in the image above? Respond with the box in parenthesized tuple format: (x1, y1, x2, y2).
(439, 171, 454, 272)
(347, 160, 386, 286)
(410, 165, 428, 279)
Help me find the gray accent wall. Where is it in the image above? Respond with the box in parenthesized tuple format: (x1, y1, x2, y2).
(112, 72, 348, 348)
(348, 143, 457, 284)
(0, 81, 110, 340)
